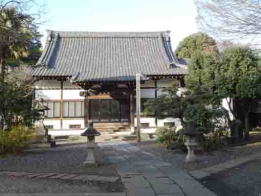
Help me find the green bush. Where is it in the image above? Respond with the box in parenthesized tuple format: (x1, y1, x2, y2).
(0, 125, 35, 155)
(200, 130, 229, 152)
(155, 127, 176, 147)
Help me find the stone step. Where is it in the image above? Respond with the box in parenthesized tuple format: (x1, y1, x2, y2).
(94, 123, 130, 131)
(3, 172, 120, 184)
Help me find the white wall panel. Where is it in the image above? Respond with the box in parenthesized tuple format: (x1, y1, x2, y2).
(63, 90, 85, 100)
(43, 119, 61, 129)
(62, 119, 85, 129)
(35, 90, 61, 100)
(135, 117, 156, 127)
(134, 117, 182, 129)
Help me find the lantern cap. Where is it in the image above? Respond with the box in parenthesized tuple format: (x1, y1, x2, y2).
(81, 122, 101, 137)
(183, 122, 201, 136)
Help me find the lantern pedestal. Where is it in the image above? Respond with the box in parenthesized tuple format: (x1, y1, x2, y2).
(184, 136, 198, 163)
(183, 123, 200, 163)
(83, 142, 98, 166)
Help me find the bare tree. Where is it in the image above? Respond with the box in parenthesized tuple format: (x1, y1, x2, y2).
(195, 0, 261, 39)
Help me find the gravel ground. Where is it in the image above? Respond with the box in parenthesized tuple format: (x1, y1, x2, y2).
(201, 158, 261, 196)
(0, 176, 103, 193)
(134, 139, 261, 171)
(0, 144, 124, 193)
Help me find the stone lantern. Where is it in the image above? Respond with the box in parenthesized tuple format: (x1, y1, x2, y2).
(81, 121, 101, 166)
(183, 122, 200, 163)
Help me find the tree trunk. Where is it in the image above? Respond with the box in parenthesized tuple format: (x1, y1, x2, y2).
(233, 98, 245, 140)
(244, 111, 250, 141)
(0, 57, 5, 82)
(0, 56, 6, 130)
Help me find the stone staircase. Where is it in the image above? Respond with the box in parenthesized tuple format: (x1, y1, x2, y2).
(93, 122, 130, 132)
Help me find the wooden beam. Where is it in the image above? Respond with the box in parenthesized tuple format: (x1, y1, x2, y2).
(130, 91, 135, 132)
(154, 79, 158, 126)
(60, 80, 64, 129)
(136, 73, 141, 142)
(84, 92, 89, 127)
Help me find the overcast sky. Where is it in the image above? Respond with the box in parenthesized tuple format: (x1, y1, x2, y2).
(40, 0, 198, 49)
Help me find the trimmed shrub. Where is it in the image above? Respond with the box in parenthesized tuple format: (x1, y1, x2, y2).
(155, 127, 176, 147)
(0, 125, 35, 155)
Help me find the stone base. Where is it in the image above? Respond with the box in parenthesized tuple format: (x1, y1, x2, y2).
(185, 139, 198, 163)
(83, 160, 97, 167)
(83, 147, 98, 167)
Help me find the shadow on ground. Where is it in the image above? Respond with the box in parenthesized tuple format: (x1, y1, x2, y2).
(200, 159, 261, 196)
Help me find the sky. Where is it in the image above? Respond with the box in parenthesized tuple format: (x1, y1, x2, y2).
(39, 0, 198, 49)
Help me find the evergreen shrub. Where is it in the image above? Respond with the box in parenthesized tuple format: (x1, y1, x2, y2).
(0, 125, 35, 155)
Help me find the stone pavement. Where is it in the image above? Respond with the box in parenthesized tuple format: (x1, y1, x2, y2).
(190, 150, 261, 179)
(100, 141, 216, 196)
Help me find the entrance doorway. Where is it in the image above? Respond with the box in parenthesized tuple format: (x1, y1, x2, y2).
(89, 99, 130, 122)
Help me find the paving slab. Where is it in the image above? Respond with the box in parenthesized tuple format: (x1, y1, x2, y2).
(126, 187, 155, 196)
(101, 141, 216, 196)
(159, 166, 216, 196)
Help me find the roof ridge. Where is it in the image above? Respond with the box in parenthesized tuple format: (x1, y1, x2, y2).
(46, 30, 171, 38)
(33, 30, 188, 80)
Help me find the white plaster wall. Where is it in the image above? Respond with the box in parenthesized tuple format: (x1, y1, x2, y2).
(141, 89, 155, 98)
(63, 90, 85, 100)
(134, 117, 182, 133)
(43, 119, 61, 129)
(134, 117, 181, 128)
(135, 117, 156, 127)
(35, 88, 85, 100)
(62, 119, 85, 129)
(35, 90, 61, 100)
(49, 130, 85, 136)
(42, 119, 85, 130)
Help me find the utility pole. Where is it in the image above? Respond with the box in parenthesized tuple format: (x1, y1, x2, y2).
(136, 73, 141, 142)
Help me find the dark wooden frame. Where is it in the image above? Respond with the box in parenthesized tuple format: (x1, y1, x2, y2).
(89, 99, 130, 123)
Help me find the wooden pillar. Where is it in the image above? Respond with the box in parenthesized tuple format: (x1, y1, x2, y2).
(136, 73, 141, 142)
(154, 80, 158, 126)
(60, 80, 64, 129)
(84, 92, 89, 127)
(130, 91, 135, 132)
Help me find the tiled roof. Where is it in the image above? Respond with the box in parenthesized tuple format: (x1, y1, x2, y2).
(33, 31, 187, 82)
